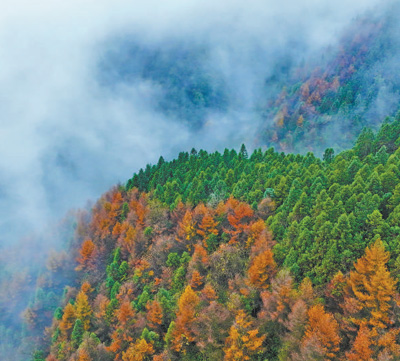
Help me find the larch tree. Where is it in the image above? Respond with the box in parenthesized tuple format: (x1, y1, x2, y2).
(344, 239, 400, 358)
(122, 339, 154, 361)
(77, 348, 92, 361)
(225, 200, 254, 244)
(197, 209, 218, 241)
(190, 270, 204, 289)
(59, 303, 76, 336)
(76, 239, 96, 271)
(170, 285, 200, 353)
(75, 290, 92, 331)
(346, 239, 397, 331)
(146, 300, 163, 330)
(223, 309, 265, 361)
(248, 248, 276, 289)
(176, 210, 197, 251)
(117, 299, 135, 326)
(346, 323, 374, 361)
(302, 304, 340, 360)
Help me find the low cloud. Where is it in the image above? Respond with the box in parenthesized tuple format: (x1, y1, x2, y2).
(0, 0, 384, 245)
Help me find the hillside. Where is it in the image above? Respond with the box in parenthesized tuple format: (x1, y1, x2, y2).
(26, 113, 400, 360)
(262, 2, 400, 153)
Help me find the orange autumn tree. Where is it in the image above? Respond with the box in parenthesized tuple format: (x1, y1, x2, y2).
(91, 189, 124, 239)
(302, 304, 341, 360)
(117, 299, 135, 326)
(223, 309, 265, 361)
(246, 219, 268, 248)
(76, 239, 96, 271)
(197, 205, 218, 245)
(346, 239, 397, 329)
(188, 243, 209, 290)
(146, 300, 163, 329)
(81, 281, 93, 294)
(248, 249, 276, 289)
(59, 303, 76, 336)
(122, 224, 136, 254)
(344, 239, 400, 358)
(129, 197, 149, 228)
(190, 270, 204, 289)
(170, 285, 199, 352)
(108, 300, 135, 358)
(224, 198, 254, 244)
(346, 322, 374, 361)
(201, 283, 217, 302)
(247, 221, 276, 289)
(191, 243, 209, 265)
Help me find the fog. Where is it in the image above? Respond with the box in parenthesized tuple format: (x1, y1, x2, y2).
(0, 0, 385, 242)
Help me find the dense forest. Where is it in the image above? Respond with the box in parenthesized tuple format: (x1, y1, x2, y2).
(23, 113, 400, 360)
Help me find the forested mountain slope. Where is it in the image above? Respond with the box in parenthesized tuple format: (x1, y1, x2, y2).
(262, 2, 400, 153)
(28, 114, 400, 360)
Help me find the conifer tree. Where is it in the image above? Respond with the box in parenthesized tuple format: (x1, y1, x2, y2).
(59, 303, 76, 336)
(146, 300, 163, 330)
(170, 285, 199, 352)
(75, 291, 92, 331)
(248, 249, 276, 289)
(346, 239, 396, 331)
(223, 309, 265, 361)
(344, 239, 400, 358)
(71, 319, 84, 349)
(302, 304, 340, 360)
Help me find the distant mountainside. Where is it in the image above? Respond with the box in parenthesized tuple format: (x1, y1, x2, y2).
(100, 2, 400, 155)
(262, 2, 400, 153)
(100, 42, 229, 129)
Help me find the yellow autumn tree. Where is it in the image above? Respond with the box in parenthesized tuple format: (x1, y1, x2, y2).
(122, 224, 136, 254)
(177, 210, 197, 251)
(75, 290, 92, 330)
(224, 310, 265, 361)
(122, 339, 154, 361)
